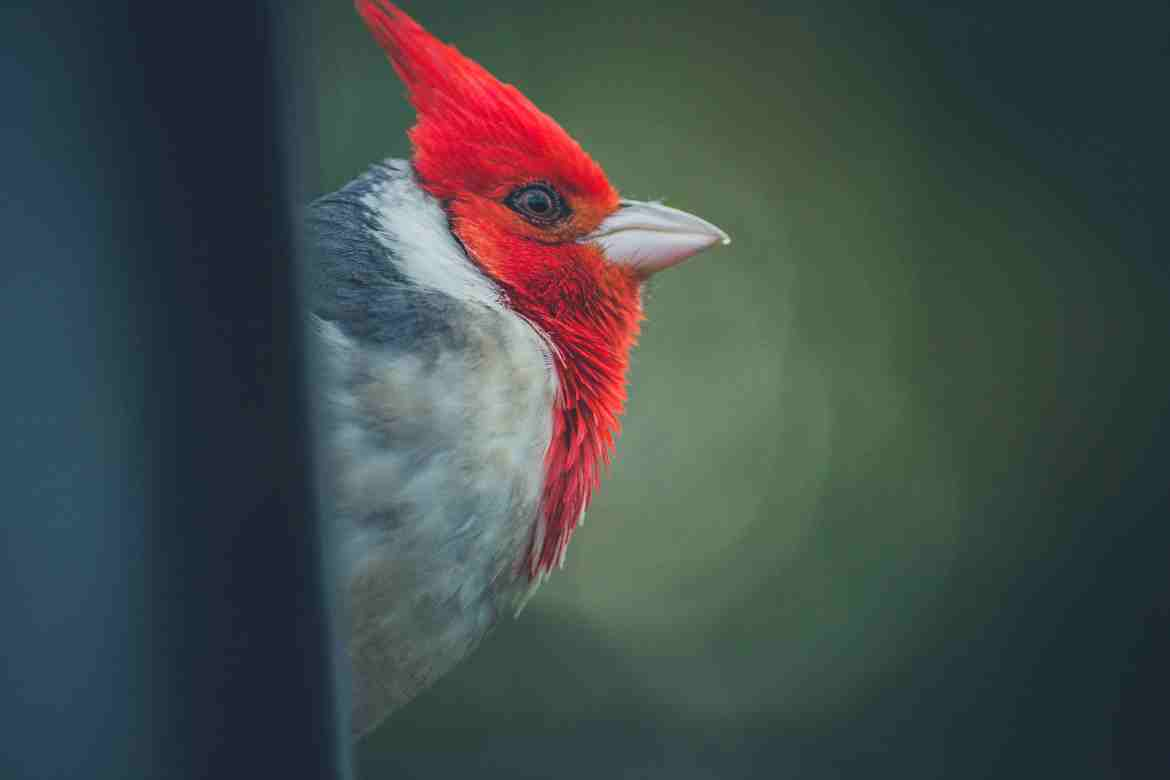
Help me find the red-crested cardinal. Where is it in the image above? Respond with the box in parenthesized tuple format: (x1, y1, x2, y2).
(310, 1, 729, 735)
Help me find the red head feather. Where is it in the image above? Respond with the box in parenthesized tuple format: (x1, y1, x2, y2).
(355, 1, 616, 209)
(356, 1, 642, 579)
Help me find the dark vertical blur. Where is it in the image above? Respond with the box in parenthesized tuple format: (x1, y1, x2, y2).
(1, 4, 344, 779)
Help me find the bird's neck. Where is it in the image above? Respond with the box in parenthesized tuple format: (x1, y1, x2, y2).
(509, 281, 642, 578)
(438, 184, 644, 580)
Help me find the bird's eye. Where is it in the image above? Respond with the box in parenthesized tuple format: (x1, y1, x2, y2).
(505, 183, 570, 226)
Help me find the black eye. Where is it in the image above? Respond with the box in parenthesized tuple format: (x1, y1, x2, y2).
(505, 183, 570, 226)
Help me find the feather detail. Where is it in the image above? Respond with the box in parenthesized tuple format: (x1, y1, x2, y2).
(525, 282, 642, 578)
(356, 1, 642, 581)
(355, 0, 615, 210)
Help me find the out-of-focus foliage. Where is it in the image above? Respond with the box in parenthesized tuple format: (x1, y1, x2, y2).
(291, 2, 1167, 777)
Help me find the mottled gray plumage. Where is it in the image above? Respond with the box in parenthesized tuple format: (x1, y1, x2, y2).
(305, 161, 556, 736)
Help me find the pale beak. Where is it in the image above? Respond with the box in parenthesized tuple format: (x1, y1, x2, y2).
(582, 199, 731, 276)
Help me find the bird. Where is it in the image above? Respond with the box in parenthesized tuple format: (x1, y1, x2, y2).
(308, 1, 730, 737)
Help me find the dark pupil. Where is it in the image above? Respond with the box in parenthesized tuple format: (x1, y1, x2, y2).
(524, 190, 551, 214)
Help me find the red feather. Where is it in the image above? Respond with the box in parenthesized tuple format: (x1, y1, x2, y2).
(354, 0, 615, 207)
(357, 1, 642, 579)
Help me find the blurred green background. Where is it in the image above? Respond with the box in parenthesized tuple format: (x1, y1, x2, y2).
(289, 2, 1167, 777)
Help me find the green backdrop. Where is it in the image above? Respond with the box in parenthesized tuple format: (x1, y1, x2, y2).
(290, 2, 1167, 777)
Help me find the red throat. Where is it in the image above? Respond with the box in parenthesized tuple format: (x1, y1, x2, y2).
(356, 1, 641, 579)
(454, 217, 644, 578)
(490, 238, 643, 578)
(535, 304, 642, 577)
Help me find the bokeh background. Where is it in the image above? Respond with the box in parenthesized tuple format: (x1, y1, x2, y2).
(281, 1, 1170, 778)
(1, 1, 1164, 779)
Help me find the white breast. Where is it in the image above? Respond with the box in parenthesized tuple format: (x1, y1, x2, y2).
(308, 162, 557, 735)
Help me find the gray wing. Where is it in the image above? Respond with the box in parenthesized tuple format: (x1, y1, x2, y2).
(301, 161, 545, 737)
